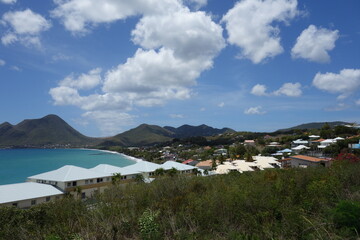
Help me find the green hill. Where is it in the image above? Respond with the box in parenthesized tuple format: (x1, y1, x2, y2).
(109, 124, 175, 147)
(0, 115, 99, 147)
(164, 124, 235, 138)
(277, 121, 349, 132)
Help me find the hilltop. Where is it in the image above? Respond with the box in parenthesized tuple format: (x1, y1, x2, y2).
(0, 115, 99, 147)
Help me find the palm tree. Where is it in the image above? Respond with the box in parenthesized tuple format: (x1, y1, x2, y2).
(112, 173, 122, 185)
(135, 174, 145, 183)
(166, 167, 178, 177)
(154, 168, 166, 176)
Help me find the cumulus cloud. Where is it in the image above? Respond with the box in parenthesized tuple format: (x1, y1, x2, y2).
(244, 106, 266, 115)
(251, 84, 268, 96)
(0, 59, 5, 66)
(291, 25, 339, 63)
(50, 0, 225, 135)
(60, 68, 102, 90)
(273, 82, 302, 97)
(0, 0, 16, 4)
(51, 0, 182, 34)
(251, 82, 302, 97)
(83, 111, 135, 136)
(222, 0, 298, 63)
(312, 69, 360, 99)
(1, 9, 51, 47)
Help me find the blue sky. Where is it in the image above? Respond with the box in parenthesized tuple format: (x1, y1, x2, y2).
(0, 0, 359, 137)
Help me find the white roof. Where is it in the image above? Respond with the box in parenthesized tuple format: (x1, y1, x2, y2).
(321, 139, 336, 143)
(0, 182, 63, 204)
(232, 160, 256, 172)
(293, 139, 308, 144)
(215, 164, 238, 174)
(334, 137, 345, 140)
(28, 165, 110, 182)
(278, 148, 292, 153)
(161, 161, 196, 171)
(253, 156, 279, 169)
(309, 135, 320, 138)
(90, 164, 139, 176)
(292, 145, 310, 150)
(120, 160, 161, 173)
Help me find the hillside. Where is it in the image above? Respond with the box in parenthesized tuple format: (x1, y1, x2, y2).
(0, 115, 99, 147)
(277, 121, 349, 132)
(164, 124, 235, 138)
(109, 124, 175, 147)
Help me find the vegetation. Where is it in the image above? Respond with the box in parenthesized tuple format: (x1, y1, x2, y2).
(1, 158, 359, 239)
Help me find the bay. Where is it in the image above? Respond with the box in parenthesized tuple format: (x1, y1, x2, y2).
(0, 149, 136, 185)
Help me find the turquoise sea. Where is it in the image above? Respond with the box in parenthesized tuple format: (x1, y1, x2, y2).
(0, 149, 136, 185)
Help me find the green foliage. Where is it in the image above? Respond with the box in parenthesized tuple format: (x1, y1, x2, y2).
(1, 163, 360, 239)
(333, 201, 360, 232)
(138, 209, 161, 240)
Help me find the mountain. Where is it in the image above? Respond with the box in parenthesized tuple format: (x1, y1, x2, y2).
(164, 124, 235, 138)
(109, 124, 175, 147)
(277, 121, 349, 132)
(103, 124, 235, 147)
(0, 115, 99, 147)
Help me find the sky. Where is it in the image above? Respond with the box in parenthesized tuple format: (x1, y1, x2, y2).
(0, 0, 359, 137)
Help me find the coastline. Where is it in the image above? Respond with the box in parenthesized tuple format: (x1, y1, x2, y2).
(85, 148, 142, 163)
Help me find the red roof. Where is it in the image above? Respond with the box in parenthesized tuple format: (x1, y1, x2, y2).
(182, 159, 194, 164)
(290, 155, 331, 162)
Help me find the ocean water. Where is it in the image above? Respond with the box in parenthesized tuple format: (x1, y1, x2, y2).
(0, 149, 136, 185)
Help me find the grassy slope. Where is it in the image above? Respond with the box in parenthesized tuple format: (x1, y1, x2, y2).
(1, 161, 359, 239)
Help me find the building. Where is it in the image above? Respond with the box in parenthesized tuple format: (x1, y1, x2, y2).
(289, 155, 332, 168)
(244, 140, 255, 146)
(292, 139, 308, 147)
(0, 182, 63, 208)
(27, 165, 113, 199)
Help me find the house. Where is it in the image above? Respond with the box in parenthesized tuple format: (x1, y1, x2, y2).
(291, 145, 310, 154)
(27, 165, 112, 199)
(349, 140, 360, 149)
(119, 161, 161, 178)
(214, 148, 227, 156)
(292, 139, 308, 147)
(318, 139, 336, 149)
(90, 164, 140, 183)
(195, 160, 219, 170)
(161, 161, 197, 175)
(289, 155, 332, 168)
(244, 140, 256, 146)
(309, 135, 320, 140)
(253, 156, 281, 169)
(0, 182, 64, 208)
(267, 142, 281, 147)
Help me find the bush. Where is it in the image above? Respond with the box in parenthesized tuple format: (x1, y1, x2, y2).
(333, 201, 360, 232)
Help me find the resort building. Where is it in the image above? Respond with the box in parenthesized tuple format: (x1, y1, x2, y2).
(27, 165, 112, 199)
(0, 182, 63, 208)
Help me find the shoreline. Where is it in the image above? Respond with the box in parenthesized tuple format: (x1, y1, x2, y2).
(85, 148, 142, 163)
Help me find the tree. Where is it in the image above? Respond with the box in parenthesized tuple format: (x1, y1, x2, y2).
(166, 167, 179, 177)
(320, 123, 333, 139)
(245, 152, 254, 162)
(112, 173, 122, 185)
(154, 168, 166, 176)
(135, 174, 145, 183)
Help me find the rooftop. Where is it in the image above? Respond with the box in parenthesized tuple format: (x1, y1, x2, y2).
(291, 155, 331, 162)
(0, 182, 63, 204)
(28, 165, 110, 182)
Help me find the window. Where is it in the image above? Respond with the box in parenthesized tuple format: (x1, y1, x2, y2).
(46, 196, 51, 202)
(121, 176, 127, 180)
(67, 182, 71, 187)
(106, 177, 111, 182)
(90, 179, 93, 183)
(85, 180, 89, 184)
(31, 200, 36, 205)
(97, 178, 103, 183)
(72, 181, 77, 186)
(12, 203, 18, 207)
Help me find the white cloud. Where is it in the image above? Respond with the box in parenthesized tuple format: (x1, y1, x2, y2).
(10, 65, 21, 71)
(1, 9, 51, 47)
(251, 82, 302, 97)
(83, 111, 135, 136)
(51, 0, 182, 34)
(222, 0, 298, 63)
(218, 102, 225, 107)
(50, 0, 225, 135)
(0, 59, 5, 66)
(200, 107, 206, 111)
(0, 0, 16, 4)
(52, 53, 72, 62)
(251, 84, 267, 96)
(273, 82, 302, 97)
(244, 106, 266, 115)
(60, 68, 102, 90)
(313, 69, 360, 99)
(170, 114, 184, 118)
(1, 33, 18, 45)
(291, 25, 339, 63)
(356, 99, 360, 106)
(324, 103, 348, 112)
